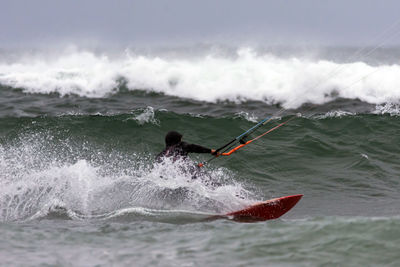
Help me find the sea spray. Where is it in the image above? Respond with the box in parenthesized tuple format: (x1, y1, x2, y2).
(0, 130, 254, 222)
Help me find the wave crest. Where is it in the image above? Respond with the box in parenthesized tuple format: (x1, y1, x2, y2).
(1, 48, 400, 108)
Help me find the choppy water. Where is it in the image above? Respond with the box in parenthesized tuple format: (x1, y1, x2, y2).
(1, 46, 400, 266)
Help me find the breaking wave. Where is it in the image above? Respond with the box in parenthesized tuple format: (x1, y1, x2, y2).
(1, 47, 400, 108)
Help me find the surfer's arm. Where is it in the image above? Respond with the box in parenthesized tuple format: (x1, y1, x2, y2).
(181, 142, 212, 153)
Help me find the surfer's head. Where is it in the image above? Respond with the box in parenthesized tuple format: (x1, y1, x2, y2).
(165, 131, 183, 146)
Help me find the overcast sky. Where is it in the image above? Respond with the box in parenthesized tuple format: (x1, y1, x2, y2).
(2, 0, 400, 47)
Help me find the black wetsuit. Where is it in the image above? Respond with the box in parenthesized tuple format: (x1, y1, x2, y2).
(156, 141, 211, 162)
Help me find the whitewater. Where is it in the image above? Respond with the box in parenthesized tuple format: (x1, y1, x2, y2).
(1, 47, 400, 108)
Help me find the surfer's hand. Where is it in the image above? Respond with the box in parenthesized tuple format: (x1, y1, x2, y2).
(211, 149, 220, 156)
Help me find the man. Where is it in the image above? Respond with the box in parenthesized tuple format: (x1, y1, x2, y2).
(156, 131, 219, 162)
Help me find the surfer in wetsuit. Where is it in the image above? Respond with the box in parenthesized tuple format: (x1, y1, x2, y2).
(156, 131, 219, 162)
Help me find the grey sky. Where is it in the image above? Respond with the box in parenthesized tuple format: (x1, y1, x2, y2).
(2, 0, 400, 47)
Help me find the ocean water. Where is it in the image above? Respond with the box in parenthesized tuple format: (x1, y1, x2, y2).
(1, 46, 400, 266)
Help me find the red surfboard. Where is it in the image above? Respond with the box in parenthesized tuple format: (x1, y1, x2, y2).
(219, 194, 303, 222)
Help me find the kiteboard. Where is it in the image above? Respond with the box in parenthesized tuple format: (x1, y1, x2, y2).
(210, 194, 303, 222)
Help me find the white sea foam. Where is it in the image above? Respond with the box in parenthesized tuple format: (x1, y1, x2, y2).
(315, 110, 355, 119)
(234, 111, 259, 122)
(373, 103, 400, 116)
(0, 132, 253, 222)
(130, 106, 159, 125)
(1, 47, 400, 108)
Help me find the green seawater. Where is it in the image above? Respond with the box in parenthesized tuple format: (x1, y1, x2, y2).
(1, 43, 400, 266)
(1, 86, 400, 266)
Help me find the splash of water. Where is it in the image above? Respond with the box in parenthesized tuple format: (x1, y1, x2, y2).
(0, 132, 255, 222)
